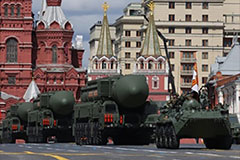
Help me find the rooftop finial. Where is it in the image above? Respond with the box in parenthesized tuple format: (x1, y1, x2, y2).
(102, 2, 109, 15)
(147, 1, 154, 15)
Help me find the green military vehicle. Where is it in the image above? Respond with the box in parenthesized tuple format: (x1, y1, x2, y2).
(155, 88, 233, 149)
(73, 75, 156, 145)
(229, 114, 240, 144)
(27, 91, 75, 143)
(2, 103, 33, 143)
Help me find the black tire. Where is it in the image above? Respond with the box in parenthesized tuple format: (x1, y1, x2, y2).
(204, 138, 216, 149)
(156, 126, 164, 148)
(168, 125, 179, 149)
(217, 136, 232, 150)
(164, 126, 169, 148)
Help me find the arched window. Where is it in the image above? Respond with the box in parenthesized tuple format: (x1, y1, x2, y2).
(148, 60, 153, 69)
(102, 60, 106, 69)
(94, 60, 98, 69)
(110, 61, 114, 69)
(10, 5, 14, 16)
(6, 38, 18, 63)
(17, 5, 21, 17)
(140, 60, 144, 69)
(158, 60, 163, 69)
(4, 5, 8, 17)
(52, 45, 57, 63)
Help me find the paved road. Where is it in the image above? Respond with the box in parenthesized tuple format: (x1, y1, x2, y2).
(0, 143, 239, 160)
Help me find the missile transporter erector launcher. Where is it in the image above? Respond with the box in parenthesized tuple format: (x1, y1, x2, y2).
(155, 88, 233, 150)
(73, 75, 156, 145)
(27, 91, 75, 143)
(2, 103, 33, 143)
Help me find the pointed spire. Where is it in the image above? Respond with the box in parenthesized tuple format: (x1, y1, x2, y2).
(140, 1, 161, 57)
(96, 2, 114, 57)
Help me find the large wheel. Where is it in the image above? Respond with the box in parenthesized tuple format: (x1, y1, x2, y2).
(204, 138, 217, 149)
(168, 125, 179, 149)
(156, 126, 164, 148)
(217, 136, 232, 150)
(164, 126, 170, 148)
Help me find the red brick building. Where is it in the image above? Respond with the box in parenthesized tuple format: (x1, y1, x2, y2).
(0, 0, 86, 117)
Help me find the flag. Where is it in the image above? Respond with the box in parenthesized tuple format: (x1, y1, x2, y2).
(23, 80, 40, 102)
(191, 63, 199, 93)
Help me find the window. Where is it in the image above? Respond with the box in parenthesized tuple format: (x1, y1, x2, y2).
(4, 5, 8, 17)
(169, 39, 175, 46)
(169, 52, 175, 59)
(202, 52, 208, 59)
(11, 5, 14, 16)
(202, 15, 208, 22)
(185, 15, 192, 21)
(186, 2, 192, 9)
(169, 14, 175, 21)
(102, 60, 106, 69)
(110, 61, 114, 69)
(52, 45, 57, 63)
(125, 41, 131, 47)
(185, 28, 192, 34)
(202, 77, 208, 84)
(202, 28, 208, 34)
(125, 63, 131, 69)
(17, 5, 21, 17)
(8, 76, 16, 85)
(202, 65, 208, 72)
(152, 76, 159, 89)
(183, 52, 194, 58)
(169, 2, 175, 9)
(148, 60, 153, 69)
(136, 52, 141, 58)
(6, 38, 18, 63)
(185, 39, 192, 46)
(140, 61, 144, 69)
(136, 41, 141, 48)
(125, 30, 131, 37)
(183, 77, 192, 83)
(136, 31, 141, 37)
(202, 40, 208, 46)
(125, 52, 131, 58)
(182, 64, 193, 71)
(171, 64, 175, 71)
(202, 2, 208, 9)
(169, 27, 175, 34)
(158, 61, 163, 69)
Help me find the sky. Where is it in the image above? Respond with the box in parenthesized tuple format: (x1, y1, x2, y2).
(32, 0, 140, 68)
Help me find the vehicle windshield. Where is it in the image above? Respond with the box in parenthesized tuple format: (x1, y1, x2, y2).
(229, 116, 239, 123)
(105, 104, 117, 113)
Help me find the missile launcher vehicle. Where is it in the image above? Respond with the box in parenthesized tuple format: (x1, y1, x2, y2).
(155, 88, 233, 149)
(2, 102, 33, 143)
(27, 91, 75, 143)
(73, 75, 157, 145)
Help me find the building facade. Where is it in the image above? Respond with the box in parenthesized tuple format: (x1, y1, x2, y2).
(210, 36, 240, 121)
(89, 2, 169, 101)
(88, 2, 120, 81)
(90, 0, 240, 95)
(0, 0, 86, 115)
